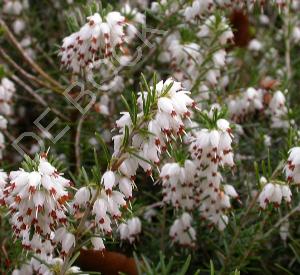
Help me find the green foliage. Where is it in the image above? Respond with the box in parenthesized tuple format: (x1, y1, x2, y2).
(195, 107, 228, 130)
(134, 253, 197, 275)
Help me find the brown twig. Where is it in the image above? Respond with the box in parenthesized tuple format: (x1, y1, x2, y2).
(264, 204, 300, 238)
(3, 129, 30, 155)
(0, 47, 60, 92)
(11, 75, 69, 121)
(0, 19, 64, 93)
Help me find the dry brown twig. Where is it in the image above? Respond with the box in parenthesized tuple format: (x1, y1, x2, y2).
(0, 47, 59, 92)
(0, 19, 65, 94)
(11, 75, 69, 121)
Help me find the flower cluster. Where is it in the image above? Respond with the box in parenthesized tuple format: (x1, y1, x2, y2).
(2, 0, 28, 16)
(183, 0, 268, 22)
(0, 77, 15, 159)
(228, 88, 288, 129)
(197, 15, 233, 89)
(160, 160, 197, 210)
(2, 155, 71, 252)
(285, 147, 300, 184)
(85, 3, 145, 87)
(159, 15, 233, 95)
(53, 227, 77, 256)
(159, 33, 202, 88)
(258, 177, 292, 209)
(228, 87, 264, 122)
(118, 216, 142, 243)
(265, 90, 288, 129)
(92, 177, 127, 235)
(88, 78, 195, 244)
(114, 78, 195, 175)
(189, 117, 237, 230)
(0, 77, 16, 116)
(151, 0, 179, 15)
(60, 9, 141, 72)
(73, 172, 129, 247)
(194, 0, 289, 13)
(12, 256, 86, 275)
(169, 212, 196, 247)
(183, 0, 213, 21)
(3, 0, 300, 272)
(121, 3, 145, 43)
(205, 0, 296, 19)
(198, 15, 234, 46)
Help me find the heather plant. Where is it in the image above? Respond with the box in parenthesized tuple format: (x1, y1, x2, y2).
(1, 0, 300, 274)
